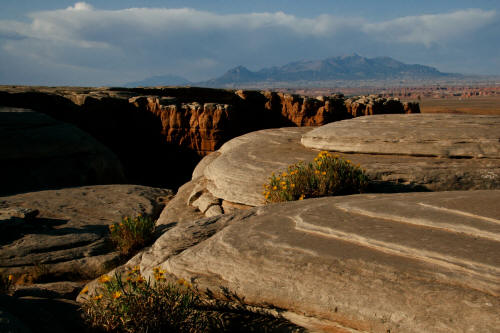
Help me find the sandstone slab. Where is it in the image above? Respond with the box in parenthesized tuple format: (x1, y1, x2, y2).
(204, 127, 318, 206)
(202, 116, 500, 206)
(160, 190, 500, 332)
(301, 114, 500, 158)
(0, 185, 171, 280)
(0, 107, 126, 195)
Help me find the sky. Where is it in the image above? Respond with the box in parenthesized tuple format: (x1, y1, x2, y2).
(0, 0, 499, 86)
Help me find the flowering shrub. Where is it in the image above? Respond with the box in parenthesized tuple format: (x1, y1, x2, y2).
(80, 266, 212, 333)
(263, 151, 368, 203)
(109, 215, 155, 256)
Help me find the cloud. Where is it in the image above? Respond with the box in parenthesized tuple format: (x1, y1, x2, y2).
(363, 9, 497, 46)
(67, 2, 93, 11)
(0, 2, 498, 85)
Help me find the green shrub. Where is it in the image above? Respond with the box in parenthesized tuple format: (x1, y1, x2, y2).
(263, 151, 368, 203)
(80, 267, 213, 333)
(109, 215, 156, 256)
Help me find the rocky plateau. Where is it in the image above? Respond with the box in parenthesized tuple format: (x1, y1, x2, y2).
(1, 86, 499, 333)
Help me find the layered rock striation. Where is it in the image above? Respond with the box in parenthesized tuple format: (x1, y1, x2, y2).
(0, 185, 172, 280)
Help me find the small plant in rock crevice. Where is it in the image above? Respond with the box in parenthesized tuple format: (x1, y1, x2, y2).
(109, 215, 156, 256)
(0, 272, 14, 295)
(263, 151, 369, 203)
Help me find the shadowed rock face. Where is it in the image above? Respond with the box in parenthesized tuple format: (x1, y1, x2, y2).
(0, 107, 126, 195)
(0, 86, 416, 189)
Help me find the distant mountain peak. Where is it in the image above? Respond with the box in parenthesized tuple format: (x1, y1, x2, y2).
(226, 65, 252, 74)
(200, 55, 455, 87)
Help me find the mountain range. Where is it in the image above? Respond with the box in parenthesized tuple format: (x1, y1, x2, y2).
(124, 54, 459, 88)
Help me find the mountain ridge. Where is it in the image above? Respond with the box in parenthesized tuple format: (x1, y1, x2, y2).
(125, 55, 461, 88)
(201, 54, 457, 87)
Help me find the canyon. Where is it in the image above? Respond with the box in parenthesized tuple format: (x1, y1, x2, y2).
(0, 86, 417, 193)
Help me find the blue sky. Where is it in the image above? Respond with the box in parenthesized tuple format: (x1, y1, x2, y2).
(0, 1, 499, 85)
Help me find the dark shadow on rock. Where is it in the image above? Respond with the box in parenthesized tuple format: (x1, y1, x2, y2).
(0, 294, 91, 333)
(154, 222, 177, 237)
(203, 287, 306, 333)
(367, 180, 432, 193)
(0, 218, 70, 245)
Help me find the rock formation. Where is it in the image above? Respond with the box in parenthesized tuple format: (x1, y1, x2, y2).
(179, 114, 499, 208)
(86, 190, 500, 332)
(0, 109, 492, 332)
(0, 107, 125, 195)
(0, 86, 417, 189)
(302, 114, 500, 158)
(0, 185, 172, 280)
(344, 95, 420, 116)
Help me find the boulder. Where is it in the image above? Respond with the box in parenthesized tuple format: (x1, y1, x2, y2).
(302, 114, 500, 158)
(156, 190, 500, 332)
(201, 115, 500, 206)
(0, 185, 172, 281)
(0, 107, 125, 195)
(204, 127, 317, 206)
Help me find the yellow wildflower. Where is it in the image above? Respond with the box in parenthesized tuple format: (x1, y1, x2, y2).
(291, 184, 295, 188)
(281, 185, 287, 190)
(136, 276, 145, 283)
(99, 275, 111, 283)
(322, 171, 326, 175)
(155, 274, 166, 281)
(282, 172, 288, 177)
(80, 286, 89, 294)
(112, 291, 122, 299)
(315, 170, 320, 174)
(132, 265, 140, 272)
(8, 274, 13, 281)
(177, 278, 189, 286)
(317, 161, 322, 166)
(299, 194, 305, 200)
(93, 294, 103, 301)
(272, 186, 277, 190)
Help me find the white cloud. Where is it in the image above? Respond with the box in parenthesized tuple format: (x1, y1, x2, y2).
(0, 3, 498, 85)
(363, 9, 497, 46)
(67, 2, 93, 11)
